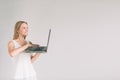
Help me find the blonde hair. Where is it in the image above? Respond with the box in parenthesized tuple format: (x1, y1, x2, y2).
(13, 21, 28, 39)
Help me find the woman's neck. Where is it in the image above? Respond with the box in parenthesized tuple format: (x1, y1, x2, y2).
(18, 35, 25, 42)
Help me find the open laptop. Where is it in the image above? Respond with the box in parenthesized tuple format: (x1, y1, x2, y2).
(25, 29, 51, 53)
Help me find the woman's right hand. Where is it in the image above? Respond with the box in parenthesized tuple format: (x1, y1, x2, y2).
(27, 41, 33, 47)
(26, 41, 40, 48)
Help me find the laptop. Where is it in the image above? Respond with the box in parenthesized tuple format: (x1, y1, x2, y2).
(25, 29, 51, 53)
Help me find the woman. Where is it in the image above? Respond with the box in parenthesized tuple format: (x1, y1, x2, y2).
(8, 21, 41, 80)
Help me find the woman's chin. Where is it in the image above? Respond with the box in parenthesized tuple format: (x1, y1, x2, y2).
(24, 33, 28, 36)
(22, 34, 27, 37)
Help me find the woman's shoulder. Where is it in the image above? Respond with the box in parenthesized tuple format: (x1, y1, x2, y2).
(8, 40, 16, 46)
(8, 41, 14, 48)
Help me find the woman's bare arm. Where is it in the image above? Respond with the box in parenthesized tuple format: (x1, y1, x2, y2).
(8, 41, 29, 57)
(31, 53, 41, 63)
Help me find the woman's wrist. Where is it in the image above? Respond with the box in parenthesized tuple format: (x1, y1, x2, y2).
(24, 44, 29, 49)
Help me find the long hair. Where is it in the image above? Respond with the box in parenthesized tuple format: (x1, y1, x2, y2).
(13, 21, 28, 40)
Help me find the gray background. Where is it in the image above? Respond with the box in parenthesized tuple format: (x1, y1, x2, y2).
(1, 0, 120, 80)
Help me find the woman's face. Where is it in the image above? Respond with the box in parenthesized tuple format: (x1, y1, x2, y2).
(18, 23, 28, 36)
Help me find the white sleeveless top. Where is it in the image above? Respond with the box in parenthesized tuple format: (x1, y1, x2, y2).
(11, 40, 36, 79)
